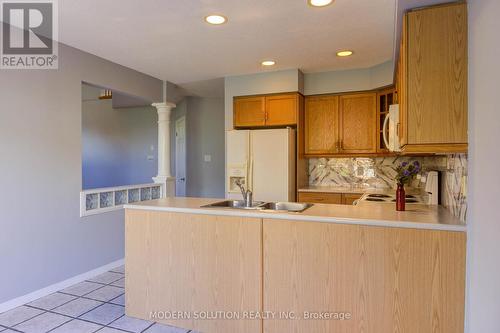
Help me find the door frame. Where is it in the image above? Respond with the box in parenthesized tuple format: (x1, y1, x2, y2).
(175, 116, 186, 196)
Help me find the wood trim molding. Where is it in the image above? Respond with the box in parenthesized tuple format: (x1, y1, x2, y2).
(401, 143, 468, 154)
(233, 91, 304, 99)
(0, 259, 124, 314)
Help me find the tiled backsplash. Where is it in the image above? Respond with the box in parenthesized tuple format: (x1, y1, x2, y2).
(442, 154, 467, 222)
(308, 155, 468, 222)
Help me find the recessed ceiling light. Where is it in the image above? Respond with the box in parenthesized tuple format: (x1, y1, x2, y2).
(308, 0, 334, 7)
(337, 50, 353, 57)
(204, 15, 227, 25)
(261, 60, 276, 66)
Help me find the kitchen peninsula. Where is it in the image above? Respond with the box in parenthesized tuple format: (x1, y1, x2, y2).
(124, 197, 466, 333)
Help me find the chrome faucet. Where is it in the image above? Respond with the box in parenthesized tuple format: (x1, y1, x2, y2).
(235, 180, 253, 207)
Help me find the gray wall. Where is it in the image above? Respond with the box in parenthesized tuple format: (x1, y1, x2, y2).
(303, 60, 394, 95)
(223, 65, 393, 195)
(170, 97, 225, 198)
(165, 81, 186, 104)
(186, 97, 225, 198)
(169, 99, 187, 177)
(224, 69, 302, 130)
(82, 85, 157, 190)
(0, 43, 162, 304)
(224, 63, 394, 131)
(467, 0, 500, 331)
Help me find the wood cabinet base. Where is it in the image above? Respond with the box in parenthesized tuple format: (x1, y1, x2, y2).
(263, 219, 465, 333)
(125, 210, 262, 333)
(125, 210, 465, 333)
(298, 192, 362, 205)
(297, 192, 342, 204)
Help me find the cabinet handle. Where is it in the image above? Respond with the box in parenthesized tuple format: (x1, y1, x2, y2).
(340, 140, 344, 150)
(265, 111, 268, 121)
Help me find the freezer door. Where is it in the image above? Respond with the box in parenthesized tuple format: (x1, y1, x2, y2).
(226, 130, 250, 199)
(250, 128, 295, 202)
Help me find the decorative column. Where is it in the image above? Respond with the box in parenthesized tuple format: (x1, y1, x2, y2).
(152, 102, 176, 197)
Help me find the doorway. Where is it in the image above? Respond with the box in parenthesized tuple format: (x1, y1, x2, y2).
(175, 116, 186, 196)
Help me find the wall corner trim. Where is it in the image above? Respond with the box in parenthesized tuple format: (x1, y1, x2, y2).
(0, 258, 124, 314)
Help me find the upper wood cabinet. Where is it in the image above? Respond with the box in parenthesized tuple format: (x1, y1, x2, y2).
(304, 95, 339, 155)
(339, 93, 377, 154)
(304, 93, 377, 156)
(233, 96, 266, 127)
(265, 94, 298, 126)
(397, 14, 408, 148)
(398, 3, 468, 153)
(233, 93, 299, 128)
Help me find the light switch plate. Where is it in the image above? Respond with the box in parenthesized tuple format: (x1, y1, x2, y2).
(204, 154, 211, 162)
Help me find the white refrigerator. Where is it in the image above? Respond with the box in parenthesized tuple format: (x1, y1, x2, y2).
(226, 128, 296, 202)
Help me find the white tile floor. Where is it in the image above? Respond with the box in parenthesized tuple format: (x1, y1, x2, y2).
(0, 266, 192, 333)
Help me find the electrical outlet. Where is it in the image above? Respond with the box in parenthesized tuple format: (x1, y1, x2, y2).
(204, 154, 211, 162)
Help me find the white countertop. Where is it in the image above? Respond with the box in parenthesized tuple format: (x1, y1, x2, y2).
(125, 197, 466, 232)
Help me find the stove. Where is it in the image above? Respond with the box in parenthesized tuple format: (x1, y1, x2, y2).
(365, 198, 386, 202)
(360, 193, 426, 204)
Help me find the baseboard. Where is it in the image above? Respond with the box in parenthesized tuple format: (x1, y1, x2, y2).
(0, 258, 124, 314)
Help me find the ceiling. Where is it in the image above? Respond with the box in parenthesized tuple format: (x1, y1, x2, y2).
(59, 0, 397, 86)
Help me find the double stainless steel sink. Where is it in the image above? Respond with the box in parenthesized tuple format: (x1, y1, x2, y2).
(202, 200, 312, 213)
(203, 200, 264, 209)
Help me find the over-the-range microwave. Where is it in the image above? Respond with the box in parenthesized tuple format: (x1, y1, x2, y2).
(382, 104, 401, 152)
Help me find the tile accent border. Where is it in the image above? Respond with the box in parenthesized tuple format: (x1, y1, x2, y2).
(80, 183, 163, 217)
(0, 259, 124, 315)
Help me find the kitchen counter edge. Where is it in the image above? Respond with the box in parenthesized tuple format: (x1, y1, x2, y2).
(124, 198, 466, 232)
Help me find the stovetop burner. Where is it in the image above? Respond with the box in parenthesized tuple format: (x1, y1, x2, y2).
(391, 199, 419, 203)
(366, 198, 386, 202)
(367, 194, 391, 198)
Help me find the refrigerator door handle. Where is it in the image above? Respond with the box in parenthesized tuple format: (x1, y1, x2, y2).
(248, 159, 253, 191)
(247, 131, 251, 191)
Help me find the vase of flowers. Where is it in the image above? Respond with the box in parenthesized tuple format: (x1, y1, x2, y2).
(395, 160, 421, 211)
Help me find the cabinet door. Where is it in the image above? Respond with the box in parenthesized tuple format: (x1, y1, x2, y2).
(233, 96, 266, 128)
(339, 93, 377, 154)
(297, 192, 342, 204)
(265, 94, 298, 126)
(304, 96, 339, 155)
(342, 193, 362, 205)
(263, 219, 466, 333)
(406, 3, 467, 148)
(399, 14, 408, 147)
(126, 210, 262, 333)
